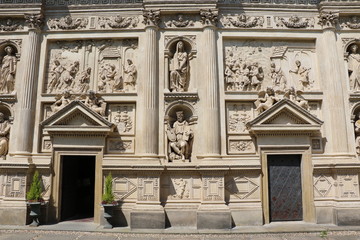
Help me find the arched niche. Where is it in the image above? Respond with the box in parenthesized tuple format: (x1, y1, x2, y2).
(344, 40, 360, 92)
(0, 40, 21, 60)
(0, 102, 13, 121)
(164, 36, 197, 92)
(165, 101, 197, 125)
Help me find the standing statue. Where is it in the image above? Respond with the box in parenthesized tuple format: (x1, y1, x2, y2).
(355, 112, 360, 155)
(0, 46, 17, 94)
(270, 62, 287, 91)
(348, 44, 360, 91)
(123, 59, 137, 91)
(73, 67, 91, 94)
(255, 87, 279, 114)
(47, 59, 64, 93)
(84, 90, 106, 116)
(166, 111, 193, 161)
(170, 41, 189, 92)
(0, 112, 10, 158)
(289, 60, 311, 90)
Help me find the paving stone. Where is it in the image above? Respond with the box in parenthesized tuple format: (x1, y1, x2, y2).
(0, 233, 38, 240)
(77, 234, 118, 240)
(36, 234, 79, 240)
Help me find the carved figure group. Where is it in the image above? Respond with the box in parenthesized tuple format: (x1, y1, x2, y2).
(51, 90, 73, 113)
(0, 46, 17, 94)
(348, 44, 360, 92)
(255, 87, 279, 114)
(84, 90, 106, 116)
(170, 41, 189, 92)
(225, 59, 264, 91)
(284, 87, 309, 110)
(289, 60, 311, 90)
(166, 111, 193, 161)
(47, 59, 80, 94)
(0, 112, 10, 158)
(270, 62, 287, 91)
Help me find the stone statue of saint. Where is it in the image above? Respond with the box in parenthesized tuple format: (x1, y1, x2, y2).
(166, 111, 193, 161)
(0, 46, 17, 94)
(170, 41, 189, 92)
(348, 44, 360, 91)
(123, 59, 137, 91)
(0, 112, 10, 158)
(84, 90, 106, 116)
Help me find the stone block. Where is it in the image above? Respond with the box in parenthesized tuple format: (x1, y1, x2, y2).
(130, 210, 165, 229)
(316, 207, 334, 224)
(0, 207, 27, 225)
(231, 209, 263, 226)
(336, 208, 360, 226)
(197, 210, 231, 229)
(165, 209, 197, 228)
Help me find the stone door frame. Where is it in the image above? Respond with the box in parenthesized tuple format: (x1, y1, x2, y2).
(50, 148, 103, 224)
(260, 146, 315, 224)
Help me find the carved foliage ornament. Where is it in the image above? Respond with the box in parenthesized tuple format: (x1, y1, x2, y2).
(47, 16, 88, 30)
(276, 15, 314, 29)
(166, 15, 194, 28)
(24, 13, 44, 29)
(200, 9, 218, 26)
(0, 18, 23, 32)
(318, 11, 339, 28)
(142, 10, 160, 27)
(99, 16, 139, 29)
(222, 15, 264, 28)
(340, 16, 360, 29)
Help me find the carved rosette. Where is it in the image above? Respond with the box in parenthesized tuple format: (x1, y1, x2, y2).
(340, 16, 360, 29)
(24, 13, 44, 29)
(47, 16, 88, 30)
(200, 9, 218, 26)
(221, 15, 264, 28)
(275, 15, 314, 29)
(318, 11, 339, 29)
(142, 10, 160, 27)
(99, 16, 139, 29)
(0, 18, 24, 32)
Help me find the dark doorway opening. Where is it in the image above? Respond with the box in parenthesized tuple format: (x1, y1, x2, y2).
(61, 155, 95, 221)
(268, 154, 302, 222)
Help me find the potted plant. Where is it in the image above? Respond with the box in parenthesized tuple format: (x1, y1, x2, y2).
(26, 171, 44, 227)
(101, 172, 118, 229)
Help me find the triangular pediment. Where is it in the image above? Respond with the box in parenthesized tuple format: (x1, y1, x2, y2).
(41, 100, 114, 135)
(246, 99, 323, 135)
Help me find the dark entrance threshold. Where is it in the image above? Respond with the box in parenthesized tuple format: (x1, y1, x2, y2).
(268, 154, 302, 222)
(61, 155, 95, 222)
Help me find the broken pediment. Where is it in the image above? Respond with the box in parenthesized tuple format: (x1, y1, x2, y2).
(41, 100, 115, 136)
(246, 99, 323, 135)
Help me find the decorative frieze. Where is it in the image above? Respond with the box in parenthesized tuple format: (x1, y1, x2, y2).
(228, 139, 254, 154)
(99, 16, 139, 29)
(275, 15, 314, 29)
(47, 16, 88, 30)
(0, 18, 23, 32)
(340, 16, 360, 29)
(221, 15, 264, 28)
(165, 15, 194, 28)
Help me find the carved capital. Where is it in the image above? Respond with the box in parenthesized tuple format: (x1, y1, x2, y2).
(142, 10, 160, 27)
(24, 13, 44, 29)
(318, 11, 339, 29)
(200, 9, 218, 26)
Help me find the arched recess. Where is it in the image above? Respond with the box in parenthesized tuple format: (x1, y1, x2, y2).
(0, 40, 21, 59)
(0, 101, 14, 121)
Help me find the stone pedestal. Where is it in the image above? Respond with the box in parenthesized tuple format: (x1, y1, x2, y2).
(130, 205, 165, 229)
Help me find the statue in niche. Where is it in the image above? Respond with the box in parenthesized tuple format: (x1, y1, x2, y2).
(84, 90, 106, 116)
(0, 46, 17, 94)
(0, 111, 10, 158)
(51, 90, 73, 113)
(72, 67, 91, 94)
(123, 59, 137, 91)
(354, 112, 360, 155)
(270, 62, 287, 91)
(289, 60, 311, 91)
(166, 111, 193, 161)
(347, 44, 360, 92)
(170, 41, 189, 92)
(284, 87, 309, 110)
(255, 87, 279, 114)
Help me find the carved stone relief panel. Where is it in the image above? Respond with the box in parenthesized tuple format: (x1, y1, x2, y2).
(47, 16, 88, 30)
(0, 18, 24, 32)
(337, 173, 359, 198)
(224, 40, 317, 92)
(112, 175, 137, 201)
(4, 172, 26, 198)
(221, 14, 264, 28)
(40, 172, 51, 201)
(313, 173, 334, 199)
(225, 172, 260, 202)
(340, 16, 360, 29)
(227, 138, 255, 154)
(164, 14, 195, 28)
(109, 104, 135, 135)
(226, 102, 254, 134)
(202, 175, 224, 201)
(160, 173, 201, 202)
(138, 175, 160, 201)
(44, 39, 138, 94)
(107, 137, 134, 154)
(275, 15, 315, 29)
(99, 16, 139, 29)
(42, 136, 52, 152)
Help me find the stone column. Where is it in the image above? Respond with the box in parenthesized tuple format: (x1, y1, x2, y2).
(14, 14, 43, 156)
(138, 10, 159, 158)
(200, 9, 221, 158)
(317, 12, 349, 154)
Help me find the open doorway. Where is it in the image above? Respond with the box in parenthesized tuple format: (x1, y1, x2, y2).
(60, 155, 96, 221)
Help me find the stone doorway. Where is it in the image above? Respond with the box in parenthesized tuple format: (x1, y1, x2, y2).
(60, 155, 96, 221)
(268, 154, 303, 222)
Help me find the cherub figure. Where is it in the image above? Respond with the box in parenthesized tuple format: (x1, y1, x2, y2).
(283, 87, 309, 110)
(255, 87, 279, 114)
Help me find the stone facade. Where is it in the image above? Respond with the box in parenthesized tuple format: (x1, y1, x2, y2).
(0, 0, 359, 228)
